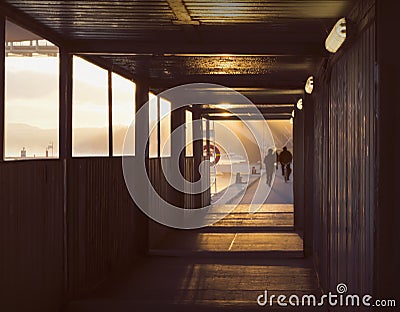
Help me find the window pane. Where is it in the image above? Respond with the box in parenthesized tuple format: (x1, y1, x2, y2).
(72, 56, 109, 157)
(149, 92, 158, 158)
(112, 73, 135, 156)
(185, 110, 193, 157)
(4, 20, 59, 160)
(160, 98, 171, 157)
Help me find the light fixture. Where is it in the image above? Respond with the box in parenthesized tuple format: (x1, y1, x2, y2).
(219, 103, 232, 109)
(296, 98, 303, 110)
(325, 18, 346, 53)
(289, 117, 293, 124)
(291, 110, 295, 118)
(305, 76, 314, 94)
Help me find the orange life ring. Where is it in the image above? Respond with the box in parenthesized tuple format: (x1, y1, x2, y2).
(204, 144, 221, 166)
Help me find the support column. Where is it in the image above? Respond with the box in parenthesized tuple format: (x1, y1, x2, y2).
(293, 102, 305, 232)
(375, 0, 400, 302)
(58, 49, 73, 299)
(303, 94, 314, 257)
(192, 106, 203, 208)
(134, 80, 149, 254)
(108, 71, 113, 157)
(205, 118, 210, 158)
(59, 50, 73, 159)
(0, 17, 5, 161)
(170, 105, 186, 209)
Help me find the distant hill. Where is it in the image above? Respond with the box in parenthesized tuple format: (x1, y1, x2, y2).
(5, 120, 292, 158)
(5, 123, 57, 157)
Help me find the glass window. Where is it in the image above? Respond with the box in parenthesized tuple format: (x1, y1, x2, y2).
(160, 98, 171, 157)
(112, 73, 135, 156)
(148, 92, 158, 158)
(185, 110, 193, 157)
(4, 20, 59, 160)
(72, 56, 109, 157)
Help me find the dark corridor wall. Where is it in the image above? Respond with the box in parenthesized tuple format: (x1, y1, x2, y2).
(312, 0, 376, 297)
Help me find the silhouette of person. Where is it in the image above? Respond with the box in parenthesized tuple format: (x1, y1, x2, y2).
(278, 146, 293, 180)
(263, 148, 275, 186)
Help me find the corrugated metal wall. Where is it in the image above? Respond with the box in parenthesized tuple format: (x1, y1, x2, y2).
(184, 156, 211, 209)
(66, 157, 147, 298)
(312, 0, 376, 297)
(148, 158, 174, 248)
(0, 160, 65, 311)
(0, 157, 150, 311)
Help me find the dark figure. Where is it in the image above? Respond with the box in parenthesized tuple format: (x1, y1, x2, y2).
(263, 149, 275, 186)
(278, 146, 293, 181)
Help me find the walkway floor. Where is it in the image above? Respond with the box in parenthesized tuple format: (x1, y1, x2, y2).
(65, 178, 322, 312)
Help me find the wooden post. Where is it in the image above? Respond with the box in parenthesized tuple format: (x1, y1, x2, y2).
(293, 100, 305, 232)
(303, 94, 314, 257)
(170, 106, 186, 208)
(0, 17, 5, 161)
(59, 49, 73, 159)
(375, 0, 400, 302)
(192, 106, 203, 208)
(134, 80, 149, 254)
(108, 70, 113, 157)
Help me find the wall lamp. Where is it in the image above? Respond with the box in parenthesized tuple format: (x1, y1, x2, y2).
(296, 98, 303, 110)
(305, 76, 314, 94)
(325, 18, 346, 53)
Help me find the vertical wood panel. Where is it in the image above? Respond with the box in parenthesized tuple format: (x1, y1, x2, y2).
(375, 0, 400, 302)
(66, 157, 143, 298)
(312, 0, 376, 295)
(0, 161, 64, 311)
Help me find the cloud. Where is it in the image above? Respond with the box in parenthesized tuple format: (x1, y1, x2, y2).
(6, 69, 58, 100)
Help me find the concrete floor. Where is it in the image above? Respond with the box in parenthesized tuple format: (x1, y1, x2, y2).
(65, 186, 322, 311)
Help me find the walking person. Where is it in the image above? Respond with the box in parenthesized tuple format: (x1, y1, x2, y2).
(263, 148, 275, 187)
(278, 146, 293, 182)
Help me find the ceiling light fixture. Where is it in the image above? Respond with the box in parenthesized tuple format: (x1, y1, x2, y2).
(296, 99, 303, 110)
(305, 76, 314, 94)
(325, 18, 346, 53)
(219, 103, 232, 109)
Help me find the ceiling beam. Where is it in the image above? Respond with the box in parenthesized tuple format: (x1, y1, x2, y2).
(149, 75, 304, 89)
(167, 0, 200, 25)
(65, 39, 325, 56)
(0, 2, 64, 48)
(206, 114, 291, 121)
(202, 107, 293, 114)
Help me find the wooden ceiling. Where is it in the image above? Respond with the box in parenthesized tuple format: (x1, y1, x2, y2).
(1, 0, 357, 117)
